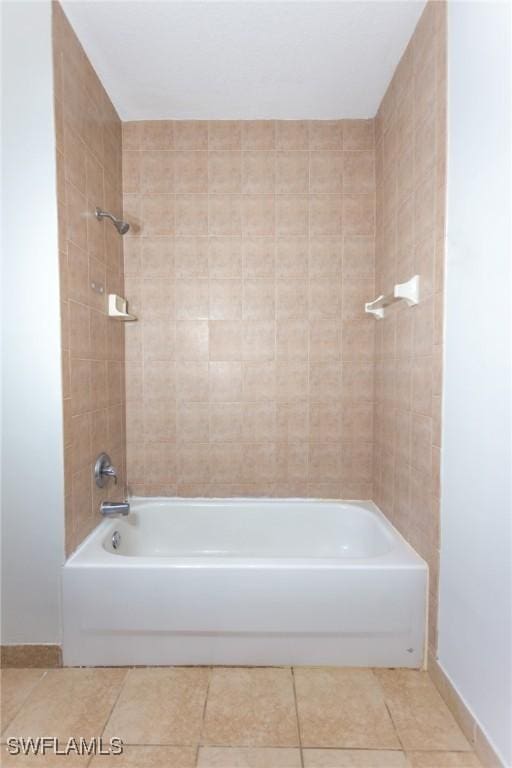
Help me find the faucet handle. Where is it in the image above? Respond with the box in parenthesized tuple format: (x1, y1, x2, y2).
(94, 453, 118, 488)
(101, 465, 118, 484)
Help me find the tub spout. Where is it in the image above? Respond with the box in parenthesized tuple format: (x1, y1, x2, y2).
(100, 501, 130, 517)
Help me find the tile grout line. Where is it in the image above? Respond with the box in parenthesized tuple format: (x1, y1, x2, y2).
(98, 666, 131, 750)
(0, 668, 49, 738)
(291, 666, 305, 768)
(372, 669, 405, 753)
(196, 665, 213, 763)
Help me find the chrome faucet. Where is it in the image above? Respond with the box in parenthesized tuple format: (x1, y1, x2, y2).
(94, 453, 118, 487)
(100, 500, 130, 517)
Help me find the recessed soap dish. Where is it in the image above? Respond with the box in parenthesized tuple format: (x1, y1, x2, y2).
(108, 294, 137, 321)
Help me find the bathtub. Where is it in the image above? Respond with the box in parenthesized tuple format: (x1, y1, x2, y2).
(62, 498, 427, 668)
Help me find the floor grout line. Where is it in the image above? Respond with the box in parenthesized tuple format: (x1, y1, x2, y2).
(98, 666, 131, 753)
(371, 668, 406, 752)
(2, 666, 482, 763)
(291, 666, 305, 768)
(196, 665, 213, 761)
(0, 668, 49, 737)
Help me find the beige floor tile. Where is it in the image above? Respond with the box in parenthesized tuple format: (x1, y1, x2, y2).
(1, 740, 89, 766)
(303, 750, 407, 767)
(103, 667, 209, 746)
(1, 669, 46, 735)
(294, 668, 400, 749)
(407, 752, 482, 768)
(89, 745, 197, 767)
(3, 669, 126, 742)
(375, 671, 471, 752)
(198, 746, 302, 767)
(202, 668, 299, 747)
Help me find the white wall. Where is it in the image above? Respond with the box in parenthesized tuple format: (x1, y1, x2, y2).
(439, 2, 511, 765)
(1, 1, 65, 644)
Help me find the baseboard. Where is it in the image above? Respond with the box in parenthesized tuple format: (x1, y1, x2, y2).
(428, 650, 506, 768)
(1, 644, 62, 668)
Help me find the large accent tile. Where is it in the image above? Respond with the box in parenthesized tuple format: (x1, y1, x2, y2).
(303, 750, 407, 767)
(375, 671, 471, 751)
(294, 668, 400, 749)
(407, 752, 482, 768)
(3, 669, 126, 741)
(89, 745, 197, 766)
(198, 746, 302, 767)
(1, 669, 46, 735)
(202, 668, 299, 747)
(103, 667, 209, 745)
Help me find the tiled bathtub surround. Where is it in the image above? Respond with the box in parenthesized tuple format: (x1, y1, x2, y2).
(122, 120, 376, 497)
(53, 3, 126, 554)
(372, 1, 446, 652)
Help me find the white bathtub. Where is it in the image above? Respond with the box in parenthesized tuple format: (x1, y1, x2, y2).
(62, 498, 428, 668)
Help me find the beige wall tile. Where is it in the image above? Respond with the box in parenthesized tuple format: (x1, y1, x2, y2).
(243, 279, 275, 319)
(309, 121, 343, 150)
(372, 3, 445, 660)
(242, 362, 276, 402)
(310, 151, 343, 193)
(176, 320, 209, 360)
(175, 194, 208, 235)
(343, 119, 375, 150)
(209, 121, 242, 150)
(276, 152, 309, 193)
(175, 236, 209, 277)
(209, 195, 242, 236)
(141, 194, 175, 236)
(177, 402, 209, 443)
(242, 151, 275, 193)
(175, 150, 208, 193)
(174, 121, 208, 149)
(209, 151, 242, 194)
(309, 195, 343, 236)
(209, 361, 243, 402)
(177, 361, 209, 401)
(178, 443, 210, 482)
(276, 238, 308, 277)
(140, 150, 174, 193)
(209, 237, 243, 277)
(141, 121, 174, 150)
(210, 403, 243, 443)
(242, 121, 276, 150)
(122, 119, 377, 495)
(309, 238, 342, 277)
(243, 238, 275, 277)
(210, 279, 243, 320)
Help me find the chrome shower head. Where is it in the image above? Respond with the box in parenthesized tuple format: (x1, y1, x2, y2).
(95, 207, 130, 235)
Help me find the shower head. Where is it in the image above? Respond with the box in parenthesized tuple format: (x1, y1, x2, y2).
(95, 207, 130, 235)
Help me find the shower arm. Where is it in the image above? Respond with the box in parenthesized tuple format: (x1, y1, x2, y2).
(94, 207, 129, 235)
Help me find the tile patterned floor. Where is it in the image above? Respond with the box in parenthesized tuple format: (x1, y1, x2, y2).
(1, 667, 482, 767)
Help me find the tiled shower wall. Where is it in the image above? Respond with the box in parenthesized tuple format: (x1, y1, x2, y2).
(122, 120, 376, 497)
(53, 3, 126, 555)
(372, 1, 446, 652)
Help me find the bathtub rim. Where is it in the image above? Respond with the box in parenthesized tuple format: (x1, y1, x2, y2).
(64, 497, 428, 572)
